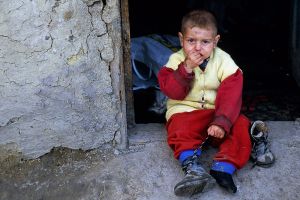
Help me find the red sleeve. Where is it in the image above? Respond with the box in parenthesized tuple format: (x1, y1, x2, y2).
(210, 69, 243, 133)
(158, 62, 194, 100)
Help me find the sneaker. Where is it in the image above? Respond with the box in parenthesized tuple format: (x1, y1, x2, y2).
(174, 156, 215, 196)
(250, 120, 275, 167)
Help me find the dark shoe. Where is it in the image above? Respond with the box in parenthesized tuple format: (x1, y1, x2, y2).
(174, 156, 215, 196)
(210, 170, 237, 193)
(250, 121, 275, 167)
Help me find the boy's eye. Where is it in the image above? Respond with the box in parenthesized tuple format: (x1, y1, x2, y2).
(187, 39, 195, 44)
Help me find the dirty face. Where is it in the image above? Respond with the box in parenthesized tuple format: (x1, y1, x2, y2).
(179, 27, 220, 62)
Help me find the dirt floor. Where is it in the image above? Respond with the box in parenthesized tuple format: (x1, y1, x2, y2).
(0, 147, 116, 199)
(1, 122, 300, 200)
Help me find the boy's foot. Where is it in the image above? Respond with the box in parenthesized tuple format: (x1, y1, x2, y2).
(210, 170, 237, 193)
(174, 156, 215, 196)
(250, 120, 275, 167)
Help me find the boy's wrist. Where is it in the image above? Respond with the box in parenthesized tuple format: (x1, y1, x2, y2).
(184, 61, 193, 73)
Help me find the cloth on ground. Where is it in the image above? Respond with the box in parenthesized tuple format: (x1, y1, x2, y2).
(131, 34, 180, 114)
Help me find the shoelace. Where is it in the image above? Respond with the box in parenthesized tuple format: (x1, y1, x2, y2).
(182, 158, 206, 175)
(182, 159, 194, 174)
(182, 137, 210, 173)
(255, 138, 269, 155)
(192, 136, 210, 160)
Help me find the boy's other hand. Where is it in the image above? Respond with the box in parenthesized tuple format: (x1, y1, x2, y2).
(207, 125, 225, 139)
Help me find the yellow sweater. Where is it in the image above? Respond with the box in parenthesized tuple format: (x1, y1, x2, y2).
(165, 47, 239, 120)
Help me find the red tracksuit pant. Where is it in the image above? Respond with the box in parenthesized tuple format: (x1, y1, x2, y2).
(166, 109, 252, 169)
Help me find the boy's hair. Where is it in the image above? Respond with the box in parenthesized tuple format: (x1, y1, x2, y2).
(181, 10, 218, 36)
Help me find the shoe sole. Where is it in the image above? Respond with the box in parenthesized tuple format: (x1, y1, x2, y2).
(174, 176, 216, 196)
(255, 160, 275, 168)
(250, 157, 275, 168)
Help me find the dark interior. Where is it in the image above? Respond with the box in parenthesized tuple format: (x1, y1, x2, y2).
(129, 0, 300, 123)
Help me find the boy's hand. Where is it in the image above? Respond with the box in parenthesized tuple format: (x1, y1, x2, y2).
(184, 50, 205, 73)
(207, 125, 225, 139)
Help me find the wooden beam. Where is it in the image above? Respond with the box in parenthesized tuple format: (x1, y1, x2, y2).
(120, 0, 135, 128)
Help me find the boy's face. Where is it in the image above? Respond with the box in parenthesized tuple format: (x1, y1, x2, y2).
(179, 26, 220, 61)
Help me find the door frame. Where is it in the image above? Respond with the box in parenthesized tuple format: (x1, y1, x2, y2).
(120, 0, 135, 128)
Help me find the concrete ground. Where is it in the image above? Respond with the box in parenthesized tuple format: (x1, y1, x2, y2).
(1, 121, 300, 200)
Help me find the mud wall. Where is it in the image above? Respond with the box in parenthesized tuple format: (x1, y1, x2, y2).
(0, 0, 127, 159)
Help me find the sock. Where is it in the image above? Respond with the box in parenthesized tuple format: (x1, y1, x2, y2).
(211, 161, 236, 175)
(210, 161, 237, 193)
(210, 170, 237, 193)
(178, 149, 201, 164)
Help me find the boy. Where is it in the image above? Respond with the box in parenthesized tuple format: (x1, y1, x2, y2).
(158, 10, 257, 196)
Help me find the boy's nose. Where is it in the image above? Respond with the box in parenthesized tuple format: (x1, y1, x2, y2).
(195, 42, 202, 50)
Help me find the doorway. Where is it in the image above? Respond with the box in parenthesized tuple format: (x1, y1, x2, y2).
(125, 0, 300, 124)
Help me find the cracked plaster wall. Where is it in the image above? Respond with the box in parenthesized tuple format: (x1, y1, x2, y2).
(0, 0, 126, 159)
